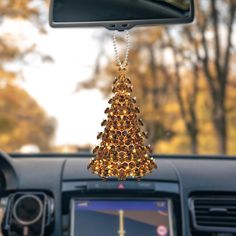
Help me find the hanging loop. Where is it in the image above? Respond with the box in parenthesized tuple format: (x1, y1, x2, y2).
(112, 30, 130, 70)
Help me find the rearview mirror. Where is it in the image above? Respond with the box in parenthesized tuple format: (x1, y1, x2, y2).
(50, 0, 195, 31)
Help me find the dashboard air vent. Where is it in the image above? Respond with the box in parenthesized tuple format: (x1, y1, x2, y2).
(190, 196, 236, 232)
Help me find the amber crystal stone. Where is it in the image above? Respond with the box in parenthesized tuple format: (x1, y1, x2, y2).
(87, 67, 157, 180)
(104, 107, 110, 114)
(97, 132, 103, 139)
(101, 120, 107, 126)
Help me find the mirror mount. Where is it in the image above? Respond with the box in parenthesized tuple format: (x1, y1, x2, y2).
(105, 23, 134, 31)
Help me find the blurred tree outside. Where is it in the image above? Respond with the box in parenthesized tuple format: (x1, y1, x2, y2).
(0, 84, 56, 152)
(0, 0, 56, 152)
(183, 0, 236, 154)
(78, 0, 236, 155)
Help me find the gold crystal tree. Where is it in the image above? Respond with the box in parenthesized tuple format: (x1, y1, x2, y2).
(88, 67, 157, 180)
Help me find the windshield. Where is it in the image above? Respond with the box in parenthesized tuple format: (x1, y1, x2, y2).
(0, 0, 235, 155)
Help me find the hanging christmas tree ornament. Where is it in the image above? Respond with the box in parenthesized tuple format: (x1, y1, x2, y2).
(88, 30, 157, 180)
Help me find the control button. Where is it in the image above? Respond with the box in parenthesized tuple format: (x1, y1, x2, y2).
(157, 225, 168, 236)
(117, 183, 125, 189)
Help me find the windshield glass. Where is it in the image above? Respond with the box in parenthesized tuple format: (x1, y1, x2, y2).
(0, 0, 235, 155)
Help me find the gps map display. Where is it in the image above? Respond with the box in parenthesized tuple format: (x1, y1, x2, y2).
(71, 200, 173, 236)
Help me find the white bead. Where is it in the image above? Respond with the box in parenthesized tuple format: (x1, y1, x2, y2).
(112, 30, 131, 69)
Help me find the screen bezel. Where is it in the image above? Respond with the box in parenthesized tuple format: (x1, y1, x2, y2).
(49, 0, 195, 31)
(70, 197, 175, 236)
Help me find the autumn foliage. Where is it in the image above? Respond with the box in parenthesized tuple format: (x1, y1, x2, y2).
(78, 0, 236, 155)
(0, 0, 55, 152)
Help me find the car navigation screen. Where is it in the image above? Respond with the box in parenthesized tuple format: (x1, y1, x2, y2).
(71, 199, 173, 236)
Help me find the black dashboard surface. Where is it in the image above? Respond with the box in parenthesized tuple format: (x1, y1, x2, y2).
(1, 153, 236, 236)
(0, 172, 5, 193)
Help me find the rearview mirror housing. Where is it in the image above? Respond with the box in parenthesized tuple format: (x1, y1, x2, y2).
(49, 0, 195, 31)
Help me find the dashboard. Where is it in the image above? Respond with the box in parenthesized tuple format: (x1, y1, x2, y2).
(0, 172, 5, 194)
(0, 152, 236, 236)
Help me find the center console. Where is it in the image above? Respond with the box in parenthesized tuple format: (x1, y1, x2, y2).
(62, 181, 181, 236)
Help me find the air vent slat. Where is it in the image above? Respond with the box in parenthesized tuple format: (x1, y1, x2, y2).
(195, 205, 236, 209)
(197, 221, 236, 226)
(195, 211, 236, 215)
(190, 196, 236, 231)
(195, 199, 236, 203)
(196, 215, 236, 220)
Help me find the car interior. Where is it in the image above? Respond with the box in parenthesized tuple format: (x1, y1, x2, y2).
(0, 0, 236, 236)
(1, 152, 236, 236)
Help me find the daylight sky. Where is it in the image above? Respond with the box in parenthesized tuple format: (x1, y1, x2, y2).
(0, 19, 114, 146)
